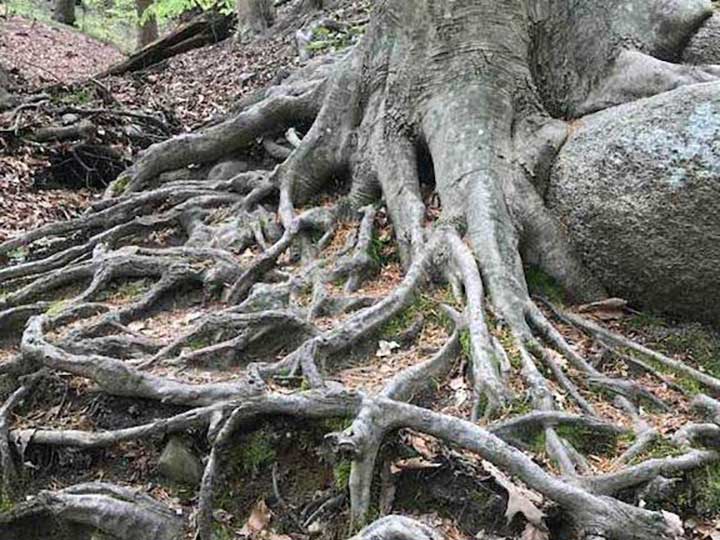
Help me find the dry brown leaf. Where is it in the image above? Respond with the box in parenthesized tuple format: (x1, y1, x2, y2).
(390, 457, 442, 473)
(240, 499, 272, 536)
(482, 461, 546, 528)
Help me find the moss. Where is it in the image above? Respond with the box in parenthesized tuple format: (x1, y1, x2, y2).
(496, 327, 522, 368)
(459, 329, 471, 358)
(0, 492, 14, 513)
(187, 335, 211, 351)
(630, 438, 683, 465)
(369, 227, 396, 267)
(556, 424, 617, 456)
(232, 431, 277, 477)
(381, 292, 447, 338)
(690, 462, 720, 516)
(530, 431, 547, 454)
(503, 396, 533, 417)
(98, 279, 150, 303)
(111, 175, 130, 196)
(333, 459, 352, 490)
(46, 299, 69, 317)
(324, 416, 354, 433)
(624, 312, 720, 391)
(525, 265, 564, 304)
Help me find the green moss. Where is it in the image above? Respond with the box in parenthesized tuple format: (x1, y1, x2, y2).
(187, 336, 210, 351)
(496, 327, 522, 368)
(324, 416, 353, 433)
(556, 424, 617, 456)
(691, 463, 720, 516)
(99, 279, 150, 302)
(0, 493, 14, 513)
(111, 175, 130, 196)
(503, 396, 533, 417)
(624, 312, 720, 391)
(369, 228, 396, 267)
(459, 329, 471, 358)
(530, 431, 547, 454)
(333, 460, 352, 490)
(631, 438, 683, 465)
(46, 299, 69, 317)
(381, 292, 447, 338)
(232, 431, 276, 477)
(525, 265, 564, 304)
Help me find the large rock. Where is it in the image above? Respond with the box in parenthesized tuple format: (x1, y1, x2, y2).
(684, 13, 720, 64)
(157, 437, 203, 485)
(547, 82, 720, 324)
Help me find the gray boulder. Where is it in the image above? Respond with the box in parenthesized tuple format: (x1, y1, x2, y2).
(157, 437, 203, 485)
(684, 13, 720, 64)
(547, 81, 720, 324)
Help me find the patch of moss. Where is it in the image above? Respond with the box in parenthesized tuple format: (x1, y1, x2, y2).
(369, 227, 396, 267)
(99, 279, 150, 303)
(232, 431, 277, 477)
(459, 329, 471, 358)
(187, 336, 211, 351)
(0, 493, 14, 513)
(690, 462, 720, 516)
(381, 292, 447, 338)
(525, 265, 564, 304)
(111, 175, 130, 196)
(333, 459, 352, 490)
(46, 299, 69, 317)
(324, 416, 354, 433)
(503, 396, 533, 417)
(631, 438, 683, 465)
(624, 312, 720, 391)
(556, 424, 617, 456)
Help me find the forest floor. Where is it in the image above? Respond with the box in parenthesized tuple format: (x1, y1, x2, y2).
(1, 4, 720, 540)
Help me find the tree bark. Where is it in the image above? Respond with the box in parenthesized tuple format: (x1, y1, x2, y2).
(135, 0, 159, 49)
(53, 0, 76, 26)
(236, 0, 275, 40)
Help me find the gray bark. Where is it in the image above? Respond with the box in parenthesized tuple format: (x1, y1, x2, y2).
(53, 0, 76, 26)
(236, 0, 275, 40)
(135, 0, 159, 49)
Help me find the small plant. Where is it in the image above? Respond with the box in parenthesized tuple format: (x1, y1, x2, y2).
(333, 459, 352, 490)
(233, 431, 276, 477)
(187, 336, 211, 351)
(525, 265, 564, 304)
(111, 175, 130, 196)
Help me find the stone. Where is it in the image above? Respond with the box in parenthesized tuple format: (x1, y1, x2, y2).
(157, 437, 203, 485)
(547, 81, 720, 324)
(684, 13, 720, 65)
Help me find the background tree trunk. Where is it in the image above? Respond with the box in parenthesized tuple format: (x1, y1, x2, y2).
(236, 0, 275, 41)
(135, 0, 159, 49)
(53, 0, 76, 26)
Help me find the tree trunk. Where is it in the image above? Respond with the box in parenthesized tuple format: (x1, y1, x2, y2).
(3, 1, 720, 540)
(235, 0, 275, 40)
(53, 0, 76, 26)
(135, 0, 158, 49)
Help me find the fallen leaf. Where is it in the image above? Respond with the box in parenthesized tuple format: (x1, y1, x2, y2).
(482, 461, 546, 528)
(240, 499, 271, 536)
